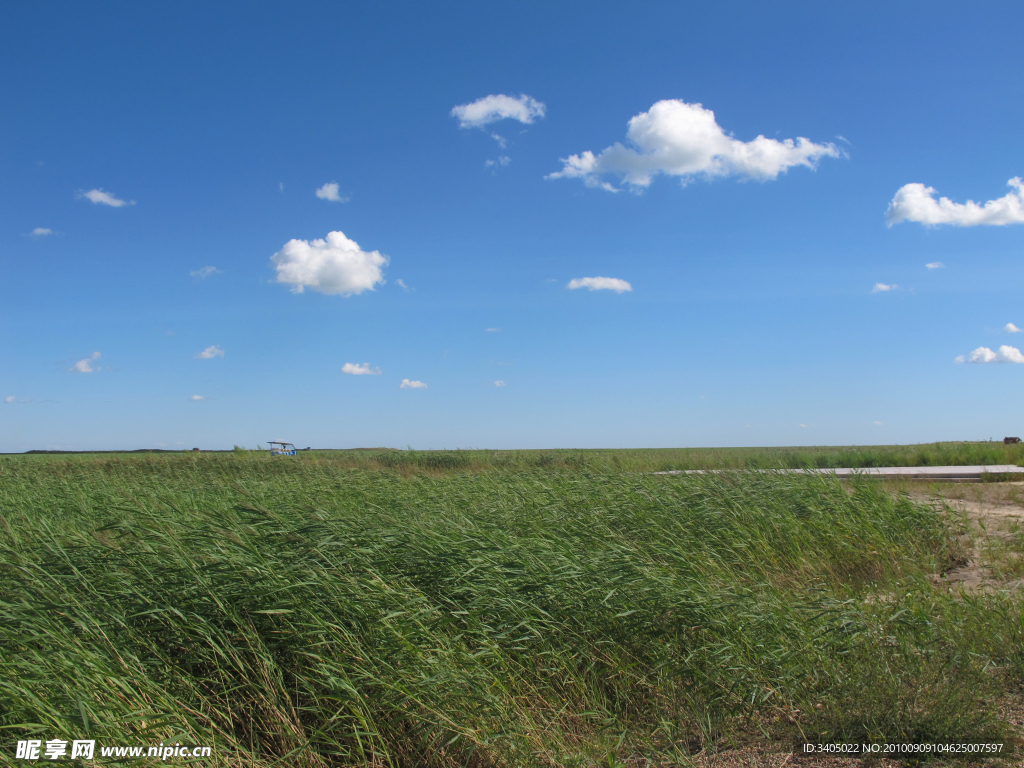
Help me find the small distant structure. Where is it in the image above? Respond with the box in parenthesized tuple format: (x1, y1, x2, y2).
(191, 447, 200, 452)
(269, 441, 297, 456)
(1004, 437, 1021, 444)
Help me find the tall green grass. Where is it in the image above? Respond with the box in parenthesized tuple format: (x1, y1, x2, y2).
(1, 454, 1021, 766)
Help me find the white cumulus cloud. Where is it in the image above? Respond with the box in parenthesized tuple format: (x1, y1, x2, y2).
(887, 177, 1024, 227)
(955, 345, 1024, 364)
(342, 362, 381, 375)
(925, 262, 944, 270)
(30, 227, 54, 237)
(400, 379, 427, 389)
(196, 346, 224, 359)
(190, 266, 221, 279)
(871, 282, 897, 293)
(1005, 323, 1022, 333)
(548, 99, 840, 192)
(190, 395, 207, 401)
(272, 230, 388, 296)
(567, 276, 632, 293)
(451, 93, 546, 129)
(70, 351, 101, 373)
(78, 188, 134, 207)
(315, 182, 349, 203)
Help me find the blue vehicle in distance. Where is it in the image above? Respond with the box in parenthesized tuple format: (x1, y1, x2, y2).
(268, 441, 297, 456)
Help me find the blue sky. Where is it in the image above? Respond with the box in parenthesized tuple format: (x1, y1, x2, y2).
(2, 1, 1023, 451)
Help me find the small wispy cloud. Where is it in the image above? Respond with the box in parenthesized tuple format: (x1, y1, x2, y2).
(567, 276, 632, 293)
(78, 188, 134, 207)
(342, 362, 381, 375)
(871, 282, 898, 293)
(955, 345, 1024, 364)
(451, 94, 546, 130)
(1005, 323, 1023, 333)
(4, 396, 15, 403)
(486, 327, 501, 333)
(70, 351, 101, 373)
(925, 262, 944, 270)
(485, 156, 511, 168)
(196, 346, 225, 359)
(315, 182, 349, 203)
(494, 380, 507, 387)
(396, 279, 413, 291)
(30, 227, 54, 237)
(190, 266, 221, 279)
(400, 379, 428, 389)
(190, 395, 207, 401)
(872, 421, 883, 425)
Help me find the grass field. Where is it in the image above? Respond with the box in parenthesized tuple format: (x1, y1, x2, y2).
(16, 439, 1024, 471)
(2, 448, 1023, 766)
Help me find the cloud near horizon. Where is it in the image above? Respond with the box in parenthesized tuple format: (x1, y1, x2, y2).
(400, 379, 427, 389)
(568, 276, 633, 293)
(196, 346, 225, 359)
(78, 188, 134, 207)
(315, 182, 349, 203)
(70, 351, 101, 373)
(548, 99, 840, 192)
(272, 230, 388, 296)
(342, 362, 381, 375)
(956, 345, 1024, 364)
(451, 94, 546, 129)
(887, 177, 1024, 227)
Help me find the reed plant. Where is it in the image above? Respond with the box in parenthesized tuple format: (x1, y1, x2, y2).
(1, 453, 1020, 766)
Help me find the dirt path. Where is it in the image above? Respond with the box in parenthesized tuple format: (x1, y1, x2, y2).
(909, 483, 1024, 593)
